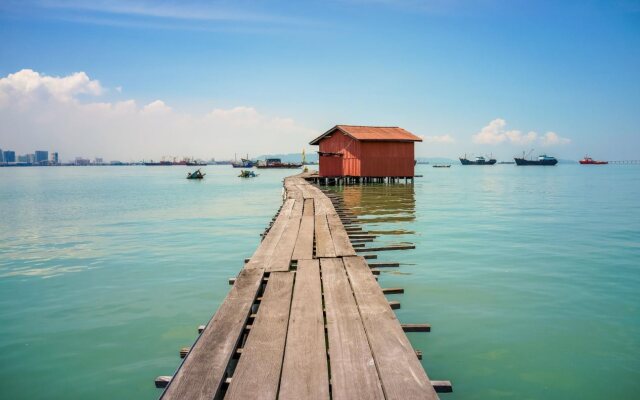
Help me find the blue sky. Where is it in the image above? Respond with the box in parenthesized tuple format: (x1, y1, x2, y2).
(0, 0, 639, 161)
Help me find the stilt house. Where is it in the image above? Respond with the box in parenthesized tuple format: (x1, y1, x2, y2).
(309, 125, 422, 178)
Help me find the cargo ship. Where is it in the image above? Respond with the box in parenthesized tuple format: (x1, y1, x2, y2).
(514, 153, 558, 166)
(579, 156, 608, 165)
(459, 155, 496, 165)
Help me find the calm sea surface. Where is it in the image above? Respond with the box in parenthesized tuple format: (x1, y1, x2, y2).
(0, 164, 638, 399)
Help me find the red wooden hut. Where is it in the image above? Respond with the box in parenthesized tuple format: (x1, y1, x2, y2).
(309, 125, 422, 178)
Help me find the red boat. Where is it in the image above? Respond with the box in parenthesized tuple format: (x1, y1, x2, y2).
(579, 156, 608, 165)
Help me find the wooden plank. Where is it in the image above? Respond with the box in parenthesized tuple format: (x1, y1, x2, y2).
(292, 215, 314, 261)
(161, 269, 264, 400)
(267, 214, 302, 272)
(320, 258, 384, 400)
(314, 215, 336, 258)
(368, 262, 400, 268)
(279, 260, 330, 400)
(432, 380, 453, 393)
(245, 199, 296, 269)
(402, 323, 431, 332)
(382, 287, 404, 294)
(343, 256, 438, 400)
(355, 245, 415, 252)
(326, 213, 356, 257)
(225, 272, 295, 400)
(314, 196, 336, 216)
(303, 198, 314, 216)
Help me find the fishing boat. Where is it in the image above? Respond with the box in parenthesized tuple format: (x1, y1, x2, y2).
(231, 153, 256, 168)
(579, 156, 608, 165)
(231, 158, 255, 168)
(459, 155, 496, 165)
(433, 164, 451, 168)
(256, 158, 302, 169)
(186, 169, 205, 179)
(514, 151, 558, 166)
(238, 170, 258, 178)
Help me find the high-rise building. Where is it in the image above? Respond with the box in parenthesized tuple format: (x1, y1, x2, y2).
(75, 157, 90, 166)
(51, 152, 59, 164)
(0, 148, 4, 163)
(3, 150, 16, 163)
(35, 150, 48, 164)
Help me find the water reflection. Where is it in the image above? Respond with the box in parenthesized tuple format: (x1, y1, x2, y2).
(325, 184, 416, 236)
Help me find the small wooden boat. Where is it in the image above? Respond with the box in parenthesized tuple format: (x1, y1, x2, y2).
(187, 169, 205, 179)
(238, 170, 258, 178)
(433, 164, 451, 168)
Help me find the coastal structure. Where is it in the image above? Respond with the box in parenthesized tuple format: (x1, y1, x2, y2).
(309, 125, 422, 182)
(3, 150, 15, 163)
(156, 172, 449, 399)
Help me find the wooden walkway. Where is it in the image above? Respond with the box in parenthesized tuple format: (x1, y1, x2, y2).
(158, 174, 446, 399)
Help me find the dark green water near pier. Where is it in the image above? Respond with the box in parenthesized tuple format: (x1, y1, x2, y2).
(0, 164, 638, 399)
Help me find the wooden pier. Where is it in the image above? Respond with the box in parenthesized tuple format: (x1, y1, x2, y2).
(157, 173, 448, 399)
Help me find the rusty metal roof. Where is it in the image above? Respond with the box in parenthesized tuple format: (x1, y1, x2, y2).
(309, 125, 423, 145)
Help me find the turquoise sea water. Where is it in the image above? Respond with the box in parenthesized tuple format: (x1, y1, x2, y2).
(0, 165, 638, 399)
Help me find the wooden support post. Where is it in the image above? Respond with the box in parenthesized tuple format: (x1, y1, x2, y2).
(368, 262, 399, 268)
(382, 287, 404, 294)
(355, 245, 415, 252)
(401, 323, 431, 332)
(155, 376, 172, 388)
(389, 300, 400, 309)
(432, 381, 453, 393)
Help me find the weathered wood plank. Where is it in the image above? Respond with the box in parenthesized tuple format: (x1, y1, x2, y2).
(225, 272, 295, 400)
(245, 199, 296, 269)
(292, 215, 314, 261)
(314, 215, 336, 258)
(355, 244, 415, 252)
(320, 258, 384, 400)
(267, 214, 302, 272)
(343, 256, 438, 400)
(326, 213, 356, 257)
(303, 198, 314, 216)
(279, 260, 330, 400)
(160, 268, 264, 400)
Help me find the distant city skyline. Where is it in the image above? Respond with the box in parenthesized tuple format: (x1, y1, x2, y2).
(1, 1, 638, 160)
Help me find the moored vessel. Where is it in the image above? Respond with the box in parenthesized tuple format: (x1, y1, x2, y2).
(460, 154, 496, 165)
(231, 158, 256, 168)
(579, 156, 608, 165)
(514, 152, 558, 166)
(256, 158, 302, 169)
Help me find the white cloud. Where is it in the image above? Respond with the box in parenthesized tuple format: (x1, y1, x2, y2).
(423, 134, 455, 144)
(0, 69, 317, 161)
(0, 69, 102, 106)
(473, 118, 569, 147)
(540, 131, 571, 146)
(142, 100, 172, 114)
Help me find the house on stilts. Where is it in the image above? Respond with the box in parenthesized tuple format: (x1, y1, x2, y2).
(309, 125, 422, 184)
